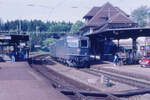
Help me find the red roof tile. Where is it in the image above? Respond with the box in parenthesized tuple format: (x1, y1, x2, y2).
(83, 7, 101, 19)
(115, 7, 129, 17)
(108, 12, 134, 24)
(80, 2, 136, 31)
(82, 2, 119, 28)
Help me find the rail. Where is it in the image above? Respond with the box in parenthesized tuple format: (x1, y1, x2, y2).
(81, 67, 150, 97)
(28, 54, 120, 100)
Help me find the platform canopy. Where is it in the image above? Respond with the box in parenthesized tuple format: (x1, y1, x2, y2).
(0, 34, 29, 42)
(85, 27, 150, 40)
(10, 34, 29, 42)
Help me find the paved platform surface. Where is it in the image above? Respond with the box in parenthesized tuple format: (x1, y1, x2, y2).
(0, 62, 70, 100)
(97, 61, 150, 80)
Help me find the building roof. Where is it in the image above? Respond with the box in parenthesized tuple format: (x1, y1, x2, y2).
(81, 2, 119, 29)
(114, 7, 129, 17)
(87, 2, 119, 26)
(80, 2, 136, 31)
(108, 12, 134, 24)
(85, 27, 150, 40)
(92, 12, 137, 33)
(83, 7, 101, 19)
(83, 5, 128, 19)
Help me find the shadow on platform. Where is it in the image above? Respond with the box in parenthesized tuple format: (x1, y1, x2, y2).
(28, 58, 56, 66)
(90, 59, 111, 65)
(0, 57, 5, 62)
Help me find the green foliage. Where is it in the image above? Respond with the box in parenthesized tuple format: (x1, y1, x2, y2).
(30, 50, 49, 55)
(42, 38, 56, 51)
(29, 32, 53, 51)
(0, 18, 3, 31)
(131, 6, 150, 27)
(70, 20, 83, 33)
(49, 21, 73, 32)
(0, 20, 73, 33)
(0, 20, 84, 52)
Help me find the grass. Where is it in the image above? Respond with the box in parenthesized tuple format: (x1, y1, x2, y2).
(30, 50, 49, 55)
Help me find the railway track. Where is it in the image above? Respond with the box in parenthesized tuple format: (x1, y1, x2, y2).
(81, 67, 150, 88)
(28, 54, 120, 100)
(28, 54, 150, 99)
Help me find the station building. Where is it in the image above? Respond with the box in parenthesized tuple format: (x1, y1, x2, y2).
(80, 2, 150, 61)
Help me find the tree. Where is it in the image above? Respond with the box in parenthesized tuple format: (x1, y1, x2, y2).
(0, 20, 73, 51)
(70, 20, 83, 34)
(131, 6, 150, 27)
(21, 20, 30, 32)
(3, 21, 11, 31)
(42, 38, 56, 51)
(49, 21, 72, 32)
(0, 18, 3, 31)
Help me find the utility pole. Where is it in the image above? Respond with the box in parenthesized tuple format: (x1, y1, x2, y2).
(19, 20, 21, 34)
(18, 20, 21, 34)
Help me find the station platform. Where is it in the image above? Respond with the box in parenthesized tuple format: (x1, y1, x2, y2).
(0, 61, 70, 100)
(96, 61, 150, 81)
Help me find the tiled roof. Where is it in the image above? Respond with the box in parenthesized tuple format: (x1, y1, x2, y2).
(94, 24, 109, 33)
(80, 2, 136, 31)
(114, 7, 129, 17)
(108, 12, 134, 24)
(81, 2, 119, 29)
(83, 7, 101, 19)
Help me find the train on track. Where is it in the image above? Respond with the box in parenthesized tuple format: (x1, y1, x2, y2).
(49, 36, 90, 68)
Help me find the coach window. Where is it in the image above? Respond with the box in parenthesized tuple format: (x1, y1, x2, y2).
(81, 40, 88, 48)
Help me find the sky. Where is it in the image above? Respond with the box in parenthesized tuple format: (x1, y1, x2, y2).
(0, 0, 150, 23)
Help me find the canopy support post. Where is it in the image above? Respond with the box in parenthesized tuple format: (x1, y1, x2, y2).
(117, 39, 120, 52)
(132, 37, 137, 64)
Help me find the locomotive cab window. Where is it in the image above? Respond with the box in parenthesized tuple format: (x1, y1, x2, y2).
(80, 40, 88, 48)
